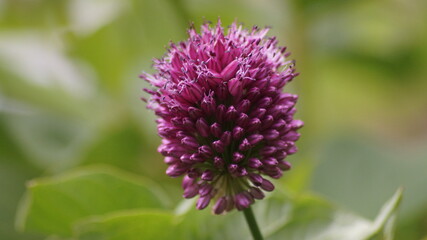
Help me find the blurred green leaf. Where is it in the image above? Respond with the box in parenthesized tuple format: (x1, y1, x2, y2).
(368, 188, 402, 239)
(176, 188, 402, 240)
(311, 135, 427, 220)
(16, 166, 170, 237)
(266, 188, 402, 240)
(74, 210, 181, 240)
(3, 112, 93, 172)
(0, 69, 92, 119)
(16, 165, 401, 239)
(0, 118, 43, 240)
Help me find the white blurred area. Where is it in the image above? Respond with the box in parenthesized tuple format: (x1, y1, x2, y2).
(0, 33, 92, 97)
(68, 0, 127, 36)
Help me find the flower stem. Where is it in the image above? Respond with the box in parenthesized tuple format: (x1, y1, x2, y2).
(243, 206, 263, 240)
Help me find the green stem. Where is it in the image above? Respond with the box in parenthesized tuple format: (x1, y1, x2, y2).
(243, 206, 263, 240)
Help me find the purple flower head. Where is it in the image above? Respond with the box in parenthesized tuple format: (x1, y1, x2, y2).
(141, 20, 303, 214)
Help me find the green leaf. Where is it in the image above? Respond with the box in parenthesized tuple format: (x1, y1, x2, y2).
(311, 136, 424, 220)
(74, 210, 181, 240)
(176, 188, 402, 240)
(266, 188, 402, 240)
(3, 112, 93, 172)
(16, 164, 402, 239)
(367, 187, 403, 240)
(16, 166, 170, 237)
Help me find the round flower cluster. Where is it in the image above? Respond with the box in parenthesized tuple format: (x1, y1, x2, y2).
(141, 20, 302, 214)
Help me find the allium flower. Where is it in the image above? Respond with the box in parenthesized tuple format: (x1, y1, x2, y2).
(141, 20, 303, 214)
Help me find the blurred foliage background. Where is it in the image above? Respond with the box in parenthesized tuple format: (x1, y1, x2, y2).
(0, 0, 426, 239)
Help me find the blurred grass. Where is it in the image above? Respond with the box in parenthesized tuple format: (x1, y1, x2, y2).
(0, 0, 426, 239)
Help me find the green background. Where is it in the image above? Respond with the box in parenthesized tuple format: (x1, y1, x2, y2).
(0, 0, 426, 239)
